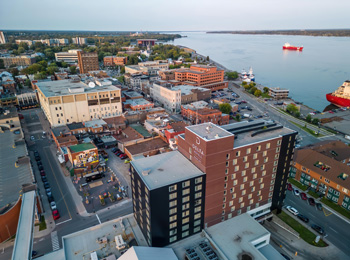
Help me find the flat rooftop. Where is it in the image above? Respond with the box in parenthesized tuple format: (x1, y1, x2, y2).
(124, 91, 143, 98)
(84, 119, 107, 128)
(0, 130, 33, 209)
(125, 138, 168, 156)
(131, 150, 204, 190)
(36, 79, 120, 98)
(186, 122, 233, 141)
(124, 98, 153, 107)
(221, 120, 296, 147)
(169, 213, 281, 260)
(171, 85, 209, 95)
(0, 107, 18, 120)
(119, 246, 178, 260)
(69, 143, 96, 153)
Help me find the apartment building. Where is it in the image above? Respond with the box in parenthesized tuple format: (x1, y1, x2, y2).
(35, 79, 122, 127)
(150, 83, 211, 113)
(174, 65, 228, 91)
(159, 70, 175, 81)
(55, 49, 81, 63)
(103, 56, 127, 66)
(130, 151, 206, 247)
(72, 37, 87, 45)
(77, 51, 99, 74)
(126, 60, 168, 76)
(290, 141, 350, 211)
(181, 106, 229, 125)
(137, 39, 156, 47)
(1, 56, 36, 68)
(269, 87, 289, 100)
(178, 121, 297, 227)
(0, 31, 8, 44)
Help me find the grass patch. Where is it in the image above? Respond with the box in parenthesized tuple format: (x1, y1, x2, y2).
(289, 121, 325, 137)
(277, 211, 327, 247)
(307, 190, 320, 199)
(321, 198, 350, 219)
(261, 93, 271, 99)
(288, 178, 308, 191)
(39, 215, 47, 231)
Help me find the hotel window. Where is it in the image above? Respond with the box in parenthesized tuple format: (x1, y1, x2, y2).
(169, 193, 177, 200)
(226, 153, 230, 160)
(243, 177, 247, 183)
(250, 199, 254, 205)
(182, 188, 190, 196)
(235, 166, 239, 172)
(276, 147, 280, 153)
(259, 178, 263, 183)
(225, 176, 228, 182)
(169, 229, 177, 236)
(194, 206, 201, 213)
(273, 167, 277, 172)
(182, 181, 190, 188)
(243, 156, 248, 162)
(261, 165, 265, 170)
(169, 215, 177, 222)
(195, 199, 202, 206)
(195, 184, 202, 191)
(269, 192, 273, 197)
(231, 206, 235, 212)
(169, 200, 177, 208)
(245, 163, 249, 169)
(253, 173, 257, 179)
(182, 224, 189, 231)
(277, 140, 281, 145)
(224, 190, 227, 195)
(264, 157, 268, 163)
(182, 196, 190, 203)
(195, 177, 202, 184)
(232, 193, 236, 199)
(257, 145, 261, 152)
(169, 208, 177, 215)
(225, 168, 229, 175)
(240, 184, 245, 190)
(229, 201, 233, 206)
(182, 210, 190, 217)
(231, 173, 236, 180)
(226, 161, 229, 167)
(194, 219, 201, 226)
(195, 192, 202, 199)
(182, 217, 189, 224)
(242, 190, 246, 196)
(222, 203, 226, 209)
(169, 236, 177, 243)
(257, 190, 261, 196)
(275, 154, 279, 159)
(260, 183, 264, 189)
(236, 150, 241, 156)
(240, 203, 245, 208)
(239, 197, 243, 203)
(266, 143, 271, 149)
(251, 167, 256, 173)
(246, 148, 251, 154)
(263, 151, 267, 157)
(233, 159, 237, 165)
(255, 203, 260, 208)
(255, 160, 259, 166)
(259, 196, 262, 201)
(270, 186, 274, 191)
(253, 153, 258, 159)
(241, 170, 246, 177)
(169, 185, 177, 192)
(274, 161, 278, 166)
(182, 203, 190, 210)
(271, 180, 275, 185)
(250, 181, 254, 187)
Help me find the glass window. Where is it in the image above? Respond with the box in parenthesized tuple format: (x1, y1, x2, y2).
(266, 143, 271, 149)
(246, 148, 251, 154)
(169, 193, 177, 200)
(182, 224, 189, 231)
(182, 181, 190, 188)
(169, 229, 177, 236)
(194, 213, 201, 219)
(195, 192, 202, 199)
(169, 200, 177, 208)
(182, 210, 189, 217)
(234, 166, 239, 172)
(194, 226, 201, 233)
(194, 219, 201, 226)
(169, 185, 177, 192)
(182, 217, 189, 224)
(182, 196, 190, 203)
(233, 159, 237, 165)
(182, 203, 190, 210)
(194, 206, 201, 213)
(182, 231, 189, 238)
(182, 188, 190, 196)
(169, 236, 177, 243)
(195, 184, 202, 191)
(195, 177, 202, 184)
(169, 208, 177, 215)
(169, 215, 177, 222)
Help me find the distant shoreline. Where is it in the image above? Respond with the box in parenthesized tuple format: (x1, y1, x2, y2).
(207, 29, 350, 37)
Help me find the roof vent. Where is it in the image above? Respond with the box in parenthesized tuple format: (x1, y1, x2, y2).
(215, 134, 219, 139)
(142, 169, 151, 176)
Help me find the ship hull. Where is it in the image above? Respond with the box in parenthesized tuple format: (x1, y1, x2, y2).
(326, 93, 350, 107)
(283, 46, 303, 51)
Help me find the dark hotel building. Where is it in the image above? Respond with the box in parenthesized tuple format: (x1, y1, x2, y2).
(77, 51, 99, 74)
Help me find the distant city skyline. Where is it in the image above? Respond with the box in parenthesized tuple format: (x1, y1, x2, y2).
(1, 0, 349, 31)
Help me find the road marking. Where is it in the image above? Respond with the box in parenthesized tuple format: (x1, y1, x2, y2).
(51, 231, 60, 251)
(308, 213, 316, 218)
(329, 227, 338, 233)
(323, 208, 333, 217)
(55, 218, 72, 226)
(289, 200, 296, 205)
(96, 214, 101, 224)
(43, 147, 72, 219)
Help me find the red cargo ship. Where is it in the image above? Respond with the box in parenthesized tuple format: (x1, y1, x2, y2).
(326, 81, 350, 107)
(283, 43, 303, 51)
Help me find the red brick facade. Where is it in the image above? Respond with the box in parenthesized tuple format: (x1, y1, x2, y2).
(181, 107, 229, 125)
(103, 56, 127, 66)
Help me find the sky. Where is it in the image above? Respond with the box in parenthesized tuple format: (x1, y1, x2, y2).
(1, 0, 350, 31)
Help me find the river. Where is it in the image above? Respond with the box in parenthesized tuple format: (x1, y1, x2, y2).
(168, 32, 350, 111)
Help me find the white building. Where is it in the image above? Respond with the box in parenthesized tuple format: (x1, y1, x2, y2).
(150, 83, 181, 113)
(0, 31, 8, 44)
(72, 37, 87, 45)
(55, 49, 81, 63)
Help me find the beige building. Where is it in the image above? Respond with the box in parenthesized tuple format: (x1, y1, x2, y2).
(125, 60, 169, 75)
(35, 79, 122, 127)
(55, 49, 81, 63)
(269, 87, 289, 99)
(2, 56, 36, 68)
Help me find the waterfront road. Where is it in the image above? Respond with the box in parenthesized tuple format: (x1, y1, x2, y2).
(284, 190, 350, 256)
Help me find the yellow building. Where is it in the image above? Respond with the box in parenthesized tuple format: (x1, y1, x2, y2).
(35, 79, 122, 127)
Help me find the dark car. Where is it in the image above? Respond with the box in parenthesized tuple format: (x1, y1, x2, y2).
(311, 224, 324, 235)
(120, 155, 128, 160)
(41, 176, 47, 182)
(37, 160, 42, 166)
(308, 197, 316, 206)
(297, 214, 309, 223)
(287, 183, 292, 191)
(43, 182, 50, 189)
(35, 156, 40, 161)
(48, 195, 54, 203)
(38, 165, 44, 171)
(316, 203, 323, 211)
(115, 151, 123, 156)
(111, 148, 119, 153)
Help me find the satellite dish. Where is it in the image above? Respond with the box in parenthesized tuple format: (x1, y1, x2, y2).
(88, 82, 95, 88)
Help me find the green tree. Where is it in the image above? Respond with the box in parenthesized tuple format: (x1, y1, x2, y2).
(286, 104, 298, 114)
(250, 86, 257, 94)
(306, 114, 312, 122)
(25, 79, 31, 87)
(21, 63, 43, 75)
(249, 82, 256, 88)
(34, 72, 47, 80)
(47, 66, 58, 75)
(295, 111, 300, 118)
(242, 81, 247, 86)
(18, 47, 25, 53)
(10, 68, 19, 77)
(235, 114, 241, 122)
(206, 56, 210, 61)
(61, 62, 68, 68)
(219, 103, 232, 114)
(225, 71, 239, 80)
(69, 65, 77, 74)
(117, 76, 125, 84)
(312, 118, 320, 125)
(263, 87, 269, 93)
(19, 42, 29, 50)
(120, 66, 125, 74)
(254, 89, 262, 97)
(0, 59, 4, 69)
(38, 60, 48, 68)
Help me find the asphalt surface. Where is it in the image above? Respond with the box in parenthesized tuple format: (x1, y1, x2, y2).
(284, 189, 350, 256)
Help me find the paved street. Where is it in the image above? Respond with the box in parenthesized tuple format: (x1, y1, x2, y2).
(284, 188, 350, 256)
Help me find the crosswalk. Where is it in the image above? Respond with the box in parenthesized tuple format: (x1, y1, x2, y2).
(51, 231, 60, 251)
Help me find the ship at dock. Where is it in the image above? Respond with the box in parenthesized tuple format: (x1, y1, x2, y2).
(241, 67, 255, 82)
(283, 43, 303, 51)
(326, 80, 350, 107)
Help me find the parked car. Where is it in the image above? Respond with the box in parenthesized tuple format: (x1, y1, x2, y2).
(300, 192, 308, 200)
(50, 201, 57, 211)
(241, 100, 247, 103)
(43, 182, 50, 189)
(35, 155, 40, 161)
(38, 165, 44, 171)
(286, 206, 299, 215)
(297, 214, 309, 223)
(41, 176, 47, 182)
(37, 160, 42, 166)
(115, 151, 123, 156)
(40, 170, 46, 176)
(293, 189, 300, 196)
(48, 195, 54, 203)
(119, 153, 126, 158)
(316, 203, 323, 211)
(308, 197, 316, 206)
(124, 159, 131, 164)
(311, 224, 324, 235)
(111, 148, 119, 153)
(287, 183, 293, 191)
(30, 136, 35, 141)
(52, 209, 60, 220)
(120, 155, 128, 160)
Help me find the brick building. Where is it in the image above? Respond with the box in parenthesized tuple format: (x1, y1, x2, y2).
(123, 98, 154, 111)
(174, 65, 228, 91)
(290, 141, 350, 211)
(67, 143, 99, 173)
(159, 70, 175, 81)
(103, 56, 127, 67)
(181, 106, 229, 126)
(137, 39, 156, 47)
(77, 51, 99, 74)
(1, 56, 36, 68)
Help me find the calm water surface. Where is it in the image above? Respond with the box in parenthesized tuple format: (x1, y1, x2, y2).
(170, 32, 350, 111)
